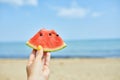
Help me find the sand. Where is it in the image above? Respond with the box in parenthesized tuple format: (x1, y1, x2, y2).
(0, 58, 120, 80)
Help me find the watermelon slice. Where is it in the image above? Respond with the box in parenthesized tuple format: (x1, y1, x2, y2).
(26, 29, 66, 52)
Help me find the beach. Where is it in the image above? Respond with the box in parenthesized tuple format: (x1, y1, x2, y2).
(0, 58, 120, 80)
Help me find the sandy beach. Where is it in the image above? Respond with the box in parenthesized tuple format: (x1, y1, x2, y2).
(0, 58, 120, 80)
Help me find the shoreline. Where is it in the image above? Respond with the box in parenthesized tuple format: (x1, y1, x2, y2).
(0, 57, 120, 60)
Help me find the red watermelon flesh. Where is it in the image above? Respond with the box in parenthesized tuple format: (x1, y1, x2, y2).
(26, 29, 66, 52)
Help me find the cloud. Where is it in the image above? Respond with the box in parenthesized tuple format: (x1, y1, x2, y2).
(52, 1, 103, 18)
(91, 12, 103, 17)
(57, 7, 89, 18)
(54, 1, 89, 18)
(0, 0, 38, 6)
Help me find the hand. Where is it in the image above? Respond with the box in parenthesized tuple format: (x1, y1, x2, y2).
(26, 47, 50, 80)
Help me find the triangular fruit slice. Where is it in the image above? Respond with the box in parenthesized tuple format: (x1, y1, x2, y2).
(26, 29, 67, 52)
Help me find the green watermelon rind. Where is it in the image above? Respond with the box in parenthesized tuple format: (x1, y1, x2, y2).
(26, 41, 67, 52)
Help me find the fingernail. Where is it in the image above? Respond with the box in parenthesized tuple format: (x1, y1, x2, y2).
(37, 45, 42, 50)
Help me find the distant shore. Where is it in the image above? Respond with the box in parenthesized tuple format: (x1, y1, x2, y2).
(0, 58, 120, 80)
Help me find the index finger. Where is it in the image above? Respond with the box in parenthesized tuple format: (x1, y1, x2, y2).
(28, 49, 36, 64)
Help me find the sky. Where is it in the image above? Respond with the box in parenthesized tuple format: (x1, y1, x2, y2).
(0, 0, 120, 42)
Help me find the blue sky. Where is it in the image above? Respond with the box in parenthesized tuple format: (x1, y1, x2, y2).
(0, 0, 120, 42)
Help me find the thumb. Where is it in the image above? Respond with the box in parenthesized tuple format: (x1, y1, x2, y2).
(36, 46, 43, 61)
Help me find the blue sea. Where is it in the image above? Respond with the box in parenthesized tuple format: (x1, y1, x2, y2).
(0, 39, 120, 58)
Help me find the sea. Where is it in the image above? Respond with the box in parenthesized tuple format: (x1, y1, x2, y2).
(0, 39, 120, 58)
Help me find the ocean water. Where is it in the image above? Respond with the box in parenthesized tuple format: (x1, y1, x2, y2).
(0, 39, 120, 58)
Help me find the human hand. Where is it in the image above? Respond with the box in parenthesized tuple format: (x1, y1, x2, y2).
(26, 47, 50, 80)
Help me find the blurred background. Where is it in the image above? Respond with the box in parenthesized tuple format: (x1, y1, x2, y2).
(0, 0, 120, 58)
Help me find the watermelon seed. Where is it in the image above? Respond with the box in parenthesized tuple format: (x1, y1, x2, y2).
(49, 33, 52, 36)
(40, 33, 42, 36)
(56, 34, 59, 36)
